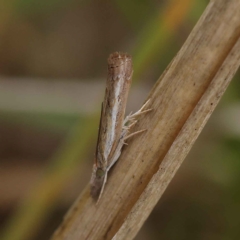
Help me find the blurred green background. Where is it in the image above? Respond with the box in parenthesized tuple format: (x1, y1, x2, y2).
(0, 0, 240, 240)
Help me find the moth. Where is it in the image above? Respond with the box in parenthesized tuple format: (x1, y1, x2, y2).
(90, 52, 150, 201)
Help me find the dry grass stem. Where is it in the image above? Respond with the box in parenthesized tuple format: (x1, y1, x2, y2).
(52, 0, 240, 239)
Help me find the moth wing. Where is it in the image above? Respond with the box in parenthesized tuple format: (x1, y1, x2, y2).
(94, 102, 106, 169)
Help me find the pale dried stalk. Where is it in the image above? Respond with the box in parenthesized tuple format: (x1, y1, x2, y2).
(52, 0, 240, 239)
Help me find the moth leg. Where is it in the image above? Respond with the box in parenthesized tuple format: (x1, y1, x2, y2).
(96, 172, 108, 204)
(103, 100, 151, 195)
(123, 99, 152, 142)
(123, 99, 152, 126)
(97, 131, 128, 202)
(106, 134, 126, 171)
(96, 100, 152, 202)
(124, 129, 147, 141)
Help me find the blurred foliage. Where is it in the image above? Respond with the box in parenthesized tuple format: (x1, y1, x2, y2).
(14, 0, 76, 13)
(0, 114, 98, 240)
(133, 0, 194, 79)
(0, 111, 79, 132)
(0, 0, 240, 240)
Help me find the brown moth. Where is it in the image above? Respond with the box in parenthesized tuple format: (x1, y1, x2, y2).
(90, 52, 150, 201)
